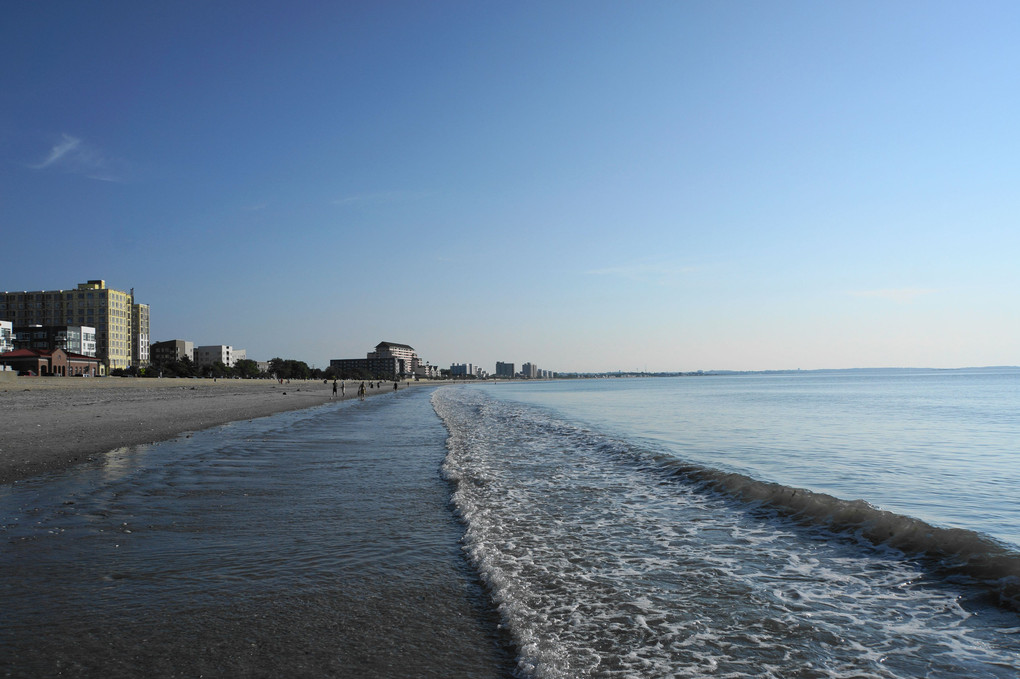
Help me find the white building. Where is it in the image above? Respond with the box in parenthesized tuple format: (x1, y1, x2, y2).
(195, 345, 245, 368)
(414, 362, 441, 379)
(0, 320, 13, 353)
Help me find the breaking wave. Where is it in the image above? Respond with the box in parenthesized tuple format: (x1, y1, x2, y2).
(647, 455, 1020, 611)
(434, 385, 1020, 679)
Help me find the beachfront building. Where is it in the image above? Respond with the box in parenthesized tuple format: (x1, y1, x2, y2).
(414, 362, 441, 379)
(150, 339, 195, 364)
(521, 362, 539, 379)
(495, 361, 515, 378)
(0, 320, 14, 354)
(132, 304, 150, 369)
(450, 363, 487, 379)
(0, 280, 149, 371)
(332, 356, 402, 379)
(332, 341, 434, 379)
(12, 325, 97, 356)
(195, 345, 245, 369)
(368, 341, 416, 364)
(0, 348, 102, 377)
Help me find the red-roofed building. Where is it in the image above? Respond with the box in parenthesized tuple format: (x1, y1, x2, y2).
(0, 348, 103, 377)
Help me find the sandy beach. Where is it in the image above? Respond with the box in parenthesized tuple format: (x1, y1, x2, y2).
(0, 374, 411, 484)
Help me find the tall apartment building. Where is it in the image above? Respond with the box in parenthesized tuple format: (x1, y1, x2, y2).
(132, 303, 150, 368)
(0, 280, 149, 371)
(450, 363, 476, 377)
(522, 362, 538, 379)
(495, 361, 515, 378)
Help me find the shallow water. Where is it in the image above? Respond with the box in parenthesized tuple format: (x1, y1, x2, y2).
(0, 388, 511, 678)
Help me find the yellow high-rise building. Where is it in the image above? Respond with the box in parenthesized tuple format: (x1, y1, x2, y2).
(0, 280, 150, 372)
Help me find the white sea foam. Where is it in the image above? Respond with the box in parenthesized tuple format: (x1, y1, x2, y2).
(434, 386, 1020, 679)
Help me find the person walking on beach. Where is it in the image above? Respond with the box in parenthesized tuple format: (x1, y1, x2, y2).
(332, 379, 338, 399)
(340, 381, 345, 398)
(393, 381, 398, 391)
(358, 381, 366, 400)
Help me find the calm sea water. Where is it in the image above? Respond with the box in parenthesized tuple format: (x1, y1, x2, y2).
(434, 368, 1020, 678)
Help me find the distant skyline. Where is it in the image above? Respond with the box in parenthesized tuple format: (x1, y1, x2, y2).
(2, 2, 1017, 372)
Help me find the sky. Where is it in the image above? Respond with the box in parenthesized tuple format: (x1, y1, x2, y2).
(2, 1, 1018, 373)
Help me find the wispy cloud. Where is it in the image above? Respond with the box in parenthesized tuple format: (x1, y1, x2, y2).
(586, 260, 698, 286)
(332, 190, 432, 206)
(35, 134, 82, 169)
(849, 288, 938, 302)
(31, 134, 131, 182)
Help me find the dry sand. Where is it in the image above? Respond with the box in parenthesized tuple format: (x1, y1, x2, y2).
(0, 375, 413, 484)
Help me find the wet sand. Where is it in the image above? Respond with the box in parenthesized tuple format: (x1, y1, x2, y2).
(0, 375, 413, 484)
(0, 380, 513, 677)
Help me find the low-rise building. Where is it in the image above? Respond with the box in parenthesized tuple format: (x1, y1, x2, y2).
(496, 361, 515, 378)
(195, 345, 244, 368)
(13, 324, 96, 356)
(414, 362, 441, 379)
(1, 320, 14, 354)
(0, 348, 102, 377)
(150, 340, 195, 364)
(331, 356, 402, 379)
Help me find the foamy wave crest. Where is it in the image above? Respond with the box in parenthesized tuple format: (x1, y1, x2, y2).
(653, 459, 1020, 610)
(434, 386, 1020, 678)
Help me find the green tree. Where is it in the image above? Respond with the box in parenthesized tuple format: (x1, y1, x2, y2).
(288, 360, 311, 380)
(269, 357, 289, 379)
(173, 355, 198, 378)
(202, 361, 229, 378)
(234, 359, 261, 379)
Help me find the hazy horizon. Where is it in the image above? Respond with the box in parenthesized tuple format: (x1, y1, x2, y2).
(3, 2, 1017, 373)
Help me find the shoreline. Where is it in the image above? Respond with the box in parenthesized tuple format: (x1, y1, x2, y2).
(0, 375, 423, 485)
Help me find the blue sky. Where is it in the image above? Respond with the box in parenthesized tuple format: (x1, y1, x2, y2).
(2, 1, 1018, 372)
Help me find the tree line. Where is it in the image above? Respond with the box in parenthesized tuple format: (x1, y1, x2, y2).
(114, 357, 329, 380)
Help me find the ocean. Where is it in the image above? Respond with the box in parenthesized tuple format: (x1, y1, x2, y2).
(434, 368, 1020, 678)
(2, 369, 1018, 678)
